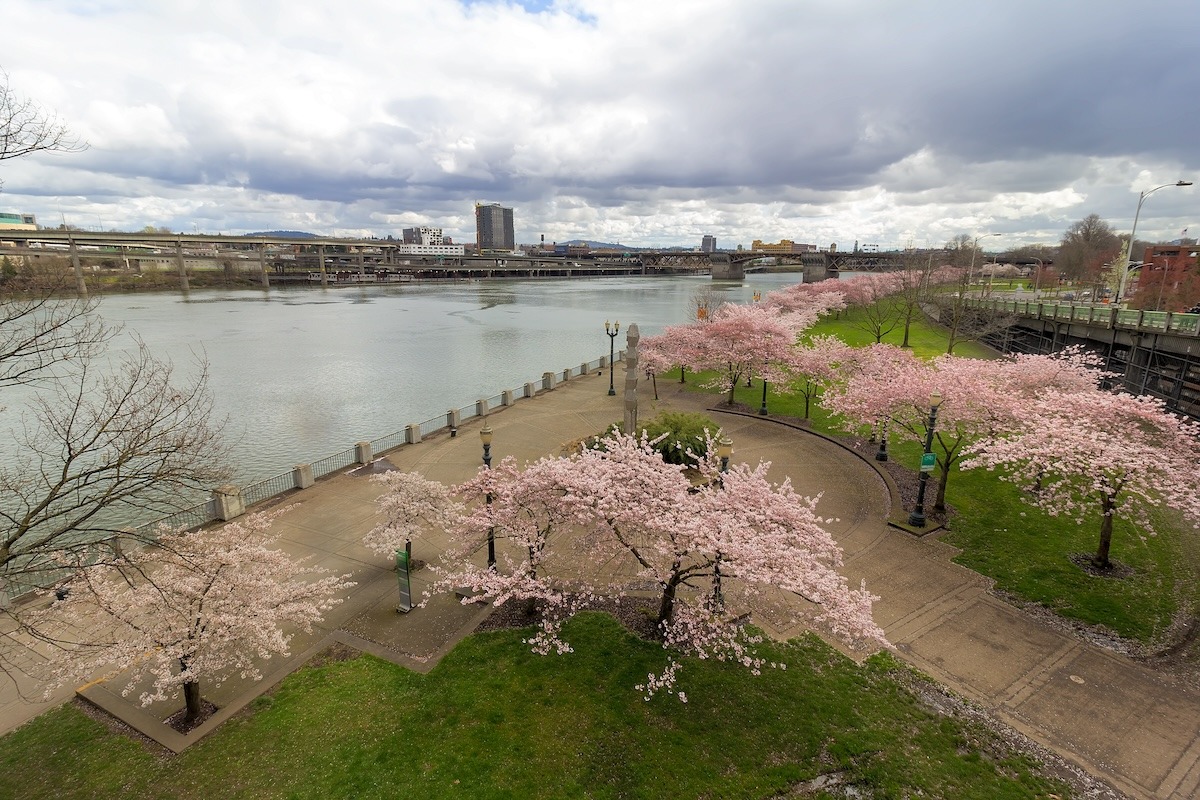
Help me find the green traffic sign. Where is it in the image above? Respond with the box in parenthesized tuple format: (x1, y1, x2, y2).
(920, 452, 936, 472)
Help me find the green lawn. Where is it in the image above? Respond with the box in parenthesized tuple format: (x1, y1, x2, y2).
(0, 614, 1071, 799)
(686, 306, 1198, 645)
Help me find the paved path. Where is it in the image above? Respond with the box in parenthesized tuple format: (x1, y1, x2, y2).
(3, 369, 1198, 799)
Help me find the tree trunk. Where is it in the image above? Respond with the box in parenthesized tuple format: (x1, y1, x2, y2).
(679, 365, 686, 384)
(1094, 498, 1115, 569)
(934, 468, 948, 512)
(657, 575, 682, 628)
(183, 679, 202, 724)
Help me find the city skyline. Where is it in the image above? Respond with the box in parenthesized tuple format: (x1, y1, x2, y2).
(1, 1, 1197, 250)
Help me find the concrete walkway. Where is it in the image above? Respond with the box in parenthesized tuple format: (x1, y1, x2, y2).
(3, 368, 1199, 799)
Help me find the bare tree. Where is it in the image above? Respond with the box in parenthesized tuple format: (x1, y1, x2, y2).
(1058, 214, 1120, 282)
(0, 69, 85, 186)
(0, 342, 230, 594)
(0, 271, 111, 391)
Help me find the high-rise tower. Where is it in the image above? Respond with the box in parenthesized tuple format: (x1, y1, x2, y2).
(475, 203, 515, 252)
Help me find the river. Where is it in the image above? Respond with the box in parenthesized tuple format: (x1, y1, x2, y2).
(86, 273, 804, 484)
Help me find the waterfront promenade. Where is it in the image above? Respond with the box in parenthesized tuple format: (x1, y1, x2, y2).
(2, 369, 1198, 799)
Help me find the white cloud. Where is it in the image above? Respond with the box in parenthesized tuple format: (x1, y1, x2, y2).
(1, 0, 1197, 248)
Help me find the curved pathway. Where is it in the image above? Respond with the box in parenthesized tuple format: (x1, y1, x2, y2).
(3, 369, 1198, 799)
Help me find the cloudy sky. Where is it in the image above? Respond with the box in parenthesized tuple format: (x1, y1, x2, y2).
(2, 0, 1197, 250)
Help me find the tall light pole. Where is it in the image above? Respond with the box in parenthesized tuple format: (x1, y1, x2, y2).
(1031, 257, 1044, 298)
(1115, 181, 1192, 304)
(908, 392, 943, 528)
(480, 423, 495, 569)
(605, 320, 620, 396)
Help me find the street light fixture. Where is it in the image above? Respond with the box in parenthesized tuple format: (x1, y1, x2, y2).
(605, 320, 620, 396)
(480, 423, 495, 568)
(907, 392, 943, 528)
(1115, 181, 1192, 304)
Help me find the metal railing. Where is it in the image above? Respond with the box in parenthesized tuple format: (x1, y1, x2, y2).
(969, 298, 1200, 337)
(243, 471, 296, 507)
(77, 351, 618, 551)
(311, 447, 358, 480)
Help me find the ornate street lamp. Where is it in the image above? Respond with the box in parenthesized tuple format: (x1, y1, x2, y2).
(480, 423, 495, 568)
(1115, 181, 1192, 304)
(759, 375, 769, 416)
(605, 320, 620, 396)
(907, 392, 943, 528)
(875, 418, 889, 462)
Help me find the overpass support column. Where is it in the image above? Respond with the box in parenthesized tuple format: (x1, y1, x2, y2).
(69, 237, 88, 296)
(175, 239, 190, 291)
(258, 243, 270, 288)
(317, 244, 328, 286)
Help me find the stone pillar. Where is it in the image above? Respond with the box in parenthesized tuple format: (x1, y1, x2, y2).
(561, 368, 570, 382)
(476, 399, 488, 417)
(293, 464, 315, 489)
(176, 239, 190, 291)
(624, 323, 640, 433)
(317, 244, 328, 286)
(502, 389, 514, 406)
(600, 355, 609, 369)
(69, 237, 88, 296)
(524, 382, 536, 398)
(581, 362, 590, 377)
(406, 423, 421, 444)
(355, 441, 372, 465)
(542, 371, 556, 391)
(212, 484, 246, 521)
(447, 408, 461, 434)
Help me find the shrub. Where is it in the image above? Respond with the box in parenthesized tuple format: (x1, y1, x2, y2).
(631, 411, 719, 465)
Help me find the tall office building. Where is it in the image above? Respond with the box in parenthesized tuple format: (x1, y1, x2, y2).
(475, 203, 515, 252)
(701, 234, 717, 253)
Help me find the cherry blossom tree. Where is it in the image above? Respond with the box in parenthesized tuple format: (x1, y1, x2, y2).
(365, 470, 462, 559)
(823, 346, 1105, 513)
(374, 431, 885, 700)
(36, 510, 354, 724)
(762, 281, 847, 319)
(840, 274, 905, 343)
(670, 303, 812, 405)
(783, 334, 854, 419)
(963, 390, 1200, 569)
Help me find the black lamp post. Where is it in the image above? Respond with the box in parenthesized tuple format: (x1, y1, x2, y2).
(875, 418, 889, 462)
(605, 320, 620, 396)
(907, 392, 943, 528)
(713, 436, 733, 609)
(759, 377, 769, 416)
(480, 423, 495, 568)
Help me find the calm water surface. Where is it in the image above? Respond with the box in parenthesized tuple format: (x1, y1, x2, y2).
(93, 274, 803, 484)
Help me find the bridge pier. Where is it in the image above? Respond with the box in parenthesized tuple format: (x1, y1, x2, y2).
(710, 254, 744, 280)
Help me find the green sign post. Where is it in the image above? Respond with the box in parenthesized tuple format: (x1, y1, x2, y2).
(395, 549, 412, 613)
(919, 452, 936, 473)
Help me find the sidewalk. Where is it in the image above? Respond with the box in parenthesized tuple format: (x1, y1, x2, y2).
(4, 368, 1199, 799)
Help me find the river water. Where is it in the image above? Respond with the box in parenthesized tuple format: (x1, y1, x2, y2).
(88, 273, 803, 484)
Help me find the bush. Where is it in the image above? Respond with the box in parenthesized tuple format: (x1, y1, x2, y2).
(631, 411, 719, 465)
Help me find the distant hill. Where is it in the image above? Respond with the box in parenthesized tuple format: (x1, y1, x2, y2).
(245, 230, 319, 239)
(561, 239, 644, 250)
